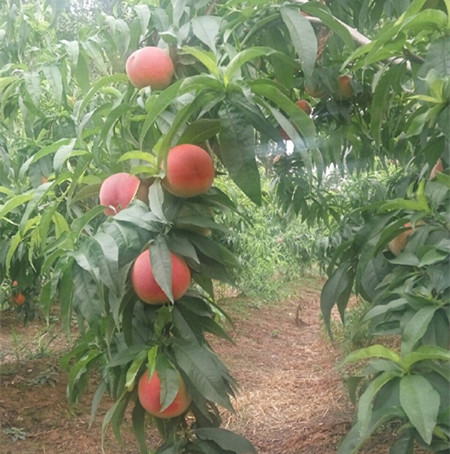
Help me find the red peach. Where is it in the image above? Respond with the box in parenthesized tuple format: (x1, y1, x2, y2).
(131, 250, 191, 304)
(162, 144, 215, 198)
(138, 369, 191, 419)
(126, 47, 174, 90)
(99, 173, 143, 216)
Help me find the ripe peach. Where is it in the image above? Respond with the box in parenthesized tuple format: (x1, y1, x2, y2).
(387, 222, 415, 256)
(11, 293, 25, 306)
(430, 158, 443, 180)
(131, 250, 191, 304)
(296, 99, 312, 115)
(99, 173, 148, 216)
(126, 47, 174, 90)
(138, 370, 191, 419)
(162, 144, 215, 198)
(279, 99, 312, 140)
(337, 75, 353, 99)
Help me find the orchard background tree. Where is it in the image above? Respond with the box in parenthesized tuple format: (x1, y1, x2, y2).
(0, 0, 449, 453)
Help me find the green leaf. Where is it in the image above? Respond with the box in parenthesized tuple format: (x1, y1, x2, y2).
(100, 103, 132, 144)
(125, 350, 148, 391)
(250, 79, 317, 147)
(182, 46, 220, 78)
(177, 301, 233, 343)
(184, 232, 238, 268)
(343, 345, 401, 366)
(195, 428, 256, 453)
(134, 5, 151, 35)
(179, 74, 223, 94)
(401, 345, 450, 371)
(19, 139, 73, 177)
(280, 7, 317, 79)
(338, 407, 404, 454)
(400, 375, 440, 444)
(94, 231, 121, 295)
(379, 197, 430, 213)
(224, 47, 277, 83)
(150, 235, 173, 303)
(53, 138, 78, 173)
(24, 71, 41, 107)
(420, 36, 450, 80)
(370, 64, 408, 146)
(363, 298, 408, 322)
(218, 100, 261, 205)
(102, 390, 131, 447)
(74, 51, 90, 91)
(59, 263, 74, 336)
(132, 402, 148, 454)
(62, 39, 80, 66)
(389, 430, 415, 454)
(167, 233, 199, 264)
(82, 38, 108, 75)
(320, 262, 353, 336)
(118, 150, 158, 166)
(0, 192, 34, 219)
(89, 381, 106, 428)
(178, 119, 221, 144)
(147, 345, 158, 379)
(42, 64, 64, 105)
(67, 349, 102, 402)
(76, 73, 129, 121)
(0, 76, 19, 93)
(402, 305, 439, 353)
(71, 206, 105, 237)
(158, 363, 182, 413)
(300, 3, 355, 49)
(191, 16, 221, 53)
(438, 105, 450, 141)
(72, 263, 102, 324)
(149, 180, 167, 221)
(173, 340, 233, 411)
(357, 370, 402, 437)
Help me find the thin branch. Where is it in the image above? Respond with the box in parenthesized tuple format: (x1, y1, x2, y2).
(306, 16, 371, 46)
(206, 0, 218, 16)
(304, 14, 414, 72)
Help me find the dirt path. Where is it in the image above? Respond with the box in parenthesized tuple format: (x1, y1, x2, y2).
(0, 282, 362, 454)
(215, 286, 353, 454)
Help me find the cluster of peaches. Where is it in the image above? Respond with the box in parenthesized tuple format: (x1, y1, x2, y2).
(99, 46, 214, 419)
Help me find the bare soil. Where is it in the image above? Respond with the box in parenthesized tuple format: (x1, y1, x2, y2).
(0, 281, 421, 454)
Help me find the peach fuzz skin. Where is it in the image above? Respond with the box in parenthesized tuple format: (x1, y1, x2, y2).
(387, 222, 421, 256)
(126, 47, 174, 90)
(131, 250, 191, 304)
(99, 173, 141, 216)
(138, 370, 191, 419)
(162, 144, 215, 198)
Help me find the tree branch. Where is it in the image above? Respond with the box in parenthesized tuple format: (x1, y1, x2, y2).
(206, 0, 218, 16)
(303, 13, 417, 71)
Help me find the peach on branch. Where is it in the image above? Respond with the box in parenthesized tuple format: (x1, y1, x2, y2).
(336, 75, 354, 99)
(131, 250, 191, 304)
(430, 158, 443, 180)
(387, 222, 422, 256)
(11, 293, 25, 306)
(295, 99, 312, 115)
(99, 173, 149, 216)
(126, 46, 174, 90)
(138, 369, 191, 419)
(279, 99, 312, 140)
(162, 144, 215, 198)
